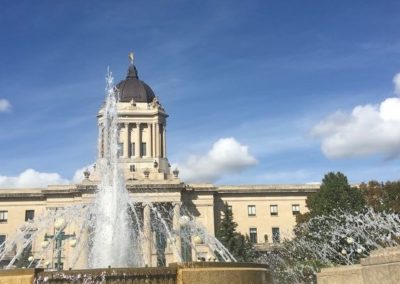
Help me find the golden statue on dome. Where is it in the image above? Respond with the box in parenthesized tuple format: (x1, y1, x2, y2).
(128, 52, 134, 65)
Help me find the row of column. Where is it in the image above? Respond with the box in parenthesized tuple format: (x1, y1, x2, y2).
(143, 202, 181, 266)
(123, 122, 166, 158)
(99, 122, 166, 159)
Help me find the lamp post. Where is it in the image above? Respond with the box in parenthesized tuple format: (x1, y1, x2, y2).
(179, 215, 191, 262)
(43, 218, 76, 271)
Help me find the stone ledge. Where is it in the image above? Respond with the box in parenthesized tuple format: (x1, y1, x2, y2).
(361, 247, 400, 266)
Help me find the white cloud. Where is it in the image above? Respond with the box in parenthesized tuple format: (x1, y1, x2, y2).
(393, 73, 400, 96)
(0, 164, 95, 188)
(0, 99, 11, 112)
(0, 169, 69, 188)
(175, 137, 257, 183)
(313, 73, 400, 159)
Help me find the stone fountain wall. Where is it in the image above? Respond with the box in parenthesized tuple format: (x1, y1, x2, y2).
(317, 246, 400, 284)
(0, 268, 43, 284)
(0, 262, 271, 284)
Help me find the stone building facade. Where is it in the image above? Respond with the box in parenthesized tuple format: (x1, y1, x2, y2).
(0, 59, 318, 269)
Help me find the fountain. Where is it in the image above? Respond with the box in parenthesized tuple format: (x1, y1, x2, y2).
(0, 67, 271, 283)
(89, 69, 137, 268)
(257, 208, 400, 283)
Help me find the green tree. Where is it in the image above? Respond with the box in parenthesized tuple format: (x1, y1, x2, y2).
(216, 202, 238, 253)
(234, 234, 257, 262)
(216, 202, 256, 262)
(361, 180, 400, 213)
(297, 172, 365, 223)
(16, 244, 33, 268)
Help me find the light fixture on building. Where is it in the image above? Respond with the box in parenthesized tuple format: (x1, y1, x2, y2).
(43, 218, 76, 271)
(69, 238, 77, 248)
(179, 215, 190, 227)
(54, 218, 65, 231)
(41, 240, 49, 249)
(193, 235, 203, 245)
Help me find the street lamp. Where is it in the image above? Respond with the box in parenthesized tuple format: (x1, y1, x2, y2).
(43, 217, 76, 271)
(178, 215, 192, 262)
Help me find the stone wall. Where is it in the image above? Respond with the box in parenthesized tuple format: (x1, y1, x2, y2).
(0, 262, 271, 284)
(174, 262, 271, 284)
(0, 268, 43, 284)
(317, 246, 400, 284)
(36, 267, 177, 283)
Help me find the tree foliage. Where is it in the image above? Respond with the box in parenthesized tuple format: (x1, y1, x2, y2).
(260, 209, 400, 284)
(297, 172, 364, 223)
(216, 202, 256, 262)
(361, 180, 400, 213)
(265, 172, 400, 283)
(15, 244, 32, 268)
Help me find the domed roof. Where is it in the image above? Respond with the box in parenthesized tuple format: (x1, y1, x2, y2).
(116, 64, 155, 103)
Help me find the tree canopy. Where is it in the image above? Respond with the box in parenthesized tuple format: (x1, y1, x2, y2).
(360, 180, 400, 213)
(300, 172, 364, 221)
(216, 202, 256, 262)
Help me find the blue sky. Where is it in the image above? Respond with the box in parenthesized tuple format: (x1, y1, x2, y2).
(1, 0, 400, 186)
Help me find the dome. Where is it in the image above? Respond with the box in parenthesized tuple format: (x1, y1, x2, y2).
(116, 65, 156, 103)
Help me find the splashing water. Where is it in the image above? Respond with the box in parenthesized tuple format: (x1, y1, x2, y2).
(88, 69, 136, 268)
(257, 208, 400, 283)
(0, 68, 234, 270)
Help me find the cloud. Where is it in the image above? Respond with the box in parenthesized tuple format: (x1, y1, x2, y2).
(0, 99, 11, 112)
(313, 73, 400, 159)
(175, 137, 257, 183)
(0, 164, 95, 188)
(394, 73, 400, 96)
(0, 169, 69, 188)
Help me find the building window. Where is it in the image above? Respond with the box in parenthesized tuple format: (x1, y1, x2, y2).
(0, 211, 8, 223)
(248, 205, 256, 216)
(25, 210, 34, 222)
(292, 204, 300, 215)
(130, 165, 135, 172)
(270, 205, 278, 216)
(141, 143, 147, 157)
(272, 227, 280, 243)
(0, 235, 5, 245)
(118, 143, 123, 157)
(249, 228, 257, 243)
(131, 143, 135, 157)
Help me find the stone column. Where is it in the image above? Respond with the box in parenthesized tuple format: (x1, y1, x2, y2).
(152, 122, 156, 158)
(173, 202, 182, 261)
(155, 123, 160, 158)
(124, 123, 129, 158)
(135, 123, 141, 158)
(162, 124, 167, 158)
(143, 204, 152, 266)
(147, 123, 152, 157)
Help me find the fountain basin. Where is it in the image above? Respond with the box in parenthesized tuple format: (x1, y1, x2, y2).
(0, 262, 271, 284)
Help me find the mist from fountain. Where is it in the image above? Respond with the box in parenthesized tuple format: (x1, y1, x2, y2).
(257, 208, 400, 283)
(88, 69, 137, 268)
(0, 68, 235, 270)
